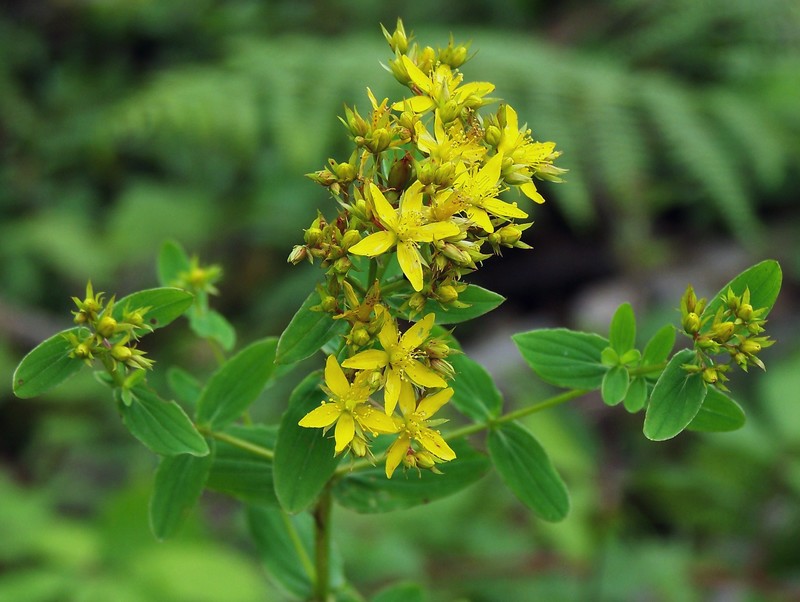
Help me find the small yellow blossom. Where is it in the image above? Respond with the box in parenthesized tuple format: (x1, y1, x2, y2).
(385, 387, 456, 478)
(348, 182, 460, 291)
(299, 355, 397, 454)
(341, 313, 447, 415)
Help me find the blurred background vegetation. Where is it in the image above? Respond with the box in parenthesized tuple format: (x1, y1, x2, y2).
(2, 0, 799, 600)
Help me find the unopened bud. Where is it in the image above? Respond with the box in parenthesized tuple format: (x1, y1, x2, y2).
(437, 285, 458, 304)
(288, 245, 309, 264)
(366, 128, 392, 153)
(740, 339, 761, 354)
(74, 343, 93, 359)
(321, 295, 338, 313)
(111, 345, 133, 362)
(96, 316, 117, 338)
(340, 230, 361, 252)
(484, 125, 502, 147)
(683, 312, 701, 334)
(414, 450, 437, 469)
(738, 303, 754, 321)
(710, 321, 735, 343)
(388, 155, 412, 191)
(333, 257, 352, 275)
(702, 368, 718, 384)
(350, 327, 371, 347)
(498, 225, 522, 245)
(304, 227, 323, 246)
(408, 293, 427, 313)
(350, 436, 368, 457)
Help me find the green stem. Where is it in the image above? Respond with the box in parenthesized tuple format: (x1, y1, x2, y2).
(100, 355, 126, 387)
(313, 484, 333, 601)
(282, 511, 316, 584)
(199, 428, 274, 460)
(628, 361, 667, 377)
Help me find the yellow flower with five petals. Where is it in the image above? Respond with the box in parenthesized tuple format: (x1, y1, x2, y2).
(341, 313, 447, 416)
(299, 355, 397, 454)
(348, 181, 460, 291)
(385, 386, 456, 478)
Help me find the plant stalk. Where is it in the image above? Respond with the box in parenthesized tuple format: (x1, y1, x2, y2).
(313, 484, 333, 601)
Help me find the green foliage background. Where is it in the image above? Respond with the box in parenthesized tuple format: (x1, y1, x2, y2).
(2, 1, 799, 600)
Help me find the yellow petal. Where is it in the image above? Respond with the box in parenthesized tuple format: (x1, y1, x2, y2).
(342, 349, 388, 370)
(400, 180, 424, 215)
(416, 387, 454, 418)
(334, 412, 355, 453)
(391, 95, 435, 113)
(368, 183, 399, 230)
(405, 359, 447, 389)
(348, 231, 397, 257)
(456, 81, 495, 101)
(324, 355, 350, 400)
(384, 368, 402, 415)
(355, 405, 398, 434)
(401, 55, 432, 93)
(398, 379, 417, 417)
(521, 181, 546, 204)
(397, 241, 424, 292)
(378, 316, 399, 351)
(385, 434, 410, 478)
(298, 403, 341, 428)
(504, 104, 519, 134)
(414, 220, 460, 243)
(473, 152, 503, 193)
(418, 427, 456, 461)
(482, 197, 529, 219)
(466, 206, 494, 233)
(401, 312, 435, 350)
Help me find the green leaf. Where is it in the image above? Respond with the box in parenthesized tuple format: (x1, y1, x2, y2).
(157, 239, 191, 287)
(642, 324, 676, 368)
(643, 349, 708, 441)
(188, 308, 236, 351)
(273, 373, 341, 513)
(166, 366, 202, 407)
(247, 505, 346, 599)
(623, 377, 648, 413)
(702, 259, 782, 321)
(276, 291, 346, 364)
(112, 287, 194, 331)
(12, 328, 84, 399)
(609, 302, 636, 354)
(206, 425, 278, 506)
(488, 422, 570, 522)
(372, 582, 426, 602)
(149, 451, 213, 540)
(513, 329, 609, 389)
(687, 387, 746, 432)
(194, 337, 278, 430)
(393, 285, 505, 325)
(333, 440, 490, 513)
(121, 386, 209, 456)
(449, 353, 503, 421)
(601, 365, 629, 406)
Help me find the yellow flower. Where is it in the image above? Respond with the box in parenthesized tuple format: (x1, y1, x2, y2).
(348, 181, 460, 291)
(341, 313, 447, 415)
(299, 355, 397, 454)
(385, 387, 456, 478)
(453, 152, 528, 233)
(496, 104, 564, 202)
(415, 112, 485, 167)
(391, 55, 495, 116)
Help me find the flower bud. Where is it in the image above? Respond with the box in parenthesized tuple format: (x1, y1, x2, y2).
(484, 125, 502, 147)
(96, 316, 117, 338)
(442, 243, 472, 266)
(288, 245, 309, 264)
(710, 321, 735, 343)
(682, 312, 701, 334)
(111, 345, 133, 362)
(381, 19, 409, 54)
(498, 225, 523, 246)
(340, 230, 361, 252)
(414, 450, 438, 469)
(74, 342, 93, 359)
(320, 295, 338, 313)
(436, 285, 459, 304)
(350, 436, 368, 457)
(737, 303, 754, 321)
(426, 341, 451, 359)
(366, 128, 392, 153)
(434, 163, 455, 187)
(740, 339, 761, 354)
(439, 99, 460, 123)
(350, 326, 371, 347)
(408, 293, 427, 313)
(702, 368, 718, 384)
(388, 155, 412, 191)
(332, 257, 352, 275)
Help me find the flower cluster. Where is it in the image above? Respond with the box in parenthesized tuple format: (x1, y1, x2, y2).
(66, 282, 154, 372)
(293, 20, 564, 478)
(681, 285, 774, 389)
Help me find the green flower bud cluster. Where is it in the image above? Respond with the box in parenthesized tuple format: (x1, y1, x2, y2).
(680, 285, 775, 389)
(66, 282, 154, 372)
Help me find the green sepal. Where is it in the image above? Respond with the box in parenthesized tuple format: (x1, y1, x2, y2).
(702, 259, 782, 323)
(488, 422, 570, 522)
(333, 440, 490, 513)
(206, 425, 278, 506)
(247, 505, 346, 599)
(12, 327, 84, 399)
(643, 349, 708, 441)
(601, 365, 630, 406)
(149, 450, 213, 540)
(513, 328, 608, 390)
(623, 377, 648, 413)
(157, 239, 191, 287)
(609, 302, 636, 354)
(276, 291, 347, 365)
(121, 385, 209, 456)
(188, 308, 237, 351)
(273, 372, 341, 513)
(194, 337, 278, 430)
(449, 353, 503, 421)
(112, 287, 194, 331)
(687, 386, 746, 432)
